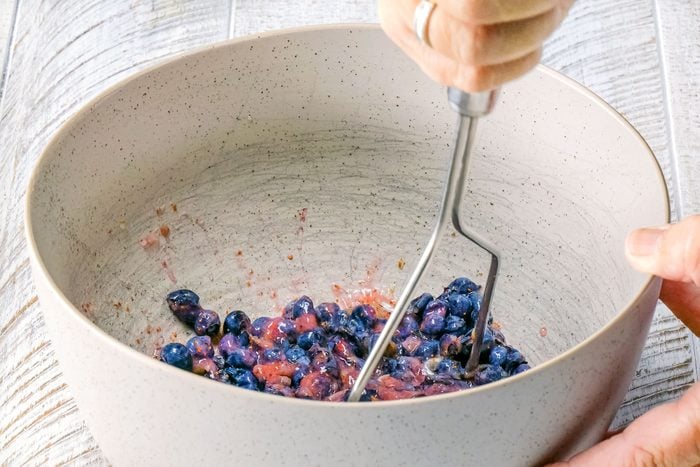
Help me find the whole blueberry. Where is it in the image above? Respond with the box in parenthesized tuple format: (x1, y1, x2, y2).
(408, 293, 433, 316)
(468, 293, 483, 323)
(504, 347, 526, 371)
(223, 310, 251, 335)
(395, 315, 419, 339)
(237, 330, 251, 347)
(160, 343, 193, 371)
(278, 318, 296, 336)
(439, 334, 462, 357)
(185, 335, 214, 358)
(446, 294, 473, 319)
(315, 302, 339, 324)
(285, 346, 310, 365)
(261, 348, 285, 363)
(166, 289, 201, 325)
(218, 332, 250, 357)
(225, 347, 256, 369)
(475, 364, 506, 385)
(383, 358, 399, 374)
(414, 339, 440, 359)
(436, 358, 462, 378)
(424, 299, 448, 317)
(420, 300, 447, 335)
(250, 317, 271, 337)
(194, 309, 221, 336)
(328, 309, 350, 334)
(347, 316, 369, 340)
(218, 333, 239, 357)
(489, 345, 508, 367)
(444, 315, 467, 334)
(297, 330, 322, 350)
(225, 367, 260, 391)
(512, 363, 531, 375)
(476, 328, 497, 362)
(284, 295, 315, 319)
(446, 277, 479, 295)
(351, 305, 377, 326)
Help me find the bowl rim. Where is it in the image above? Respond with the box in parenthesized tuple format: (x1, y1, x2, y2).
(24, 23, 671, 408)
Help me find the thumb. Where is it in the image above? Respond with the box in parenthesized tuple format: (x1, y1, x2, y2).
(625, 216, 700, 285)
(546, 381, 700, 466)
(626, 216, 700, 335)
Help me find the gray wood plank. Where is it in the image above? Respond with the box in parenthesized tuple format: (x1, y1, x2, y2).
(654, 0, 700, 379)
(0, 1, 230, 464)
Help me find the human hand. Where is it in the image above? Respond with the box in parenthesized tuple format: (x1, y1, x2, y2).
(626, 217, 700, 335)
(548, 216, 700, 466)
(379, 0, 574, 92)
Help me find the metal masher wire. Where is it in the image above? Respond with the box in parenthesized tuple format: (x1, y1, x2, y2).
(346, 89, 500, 402)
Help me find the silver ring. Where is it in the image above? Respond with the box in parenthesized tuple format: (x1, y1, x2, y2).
(413, 0, 437, 47)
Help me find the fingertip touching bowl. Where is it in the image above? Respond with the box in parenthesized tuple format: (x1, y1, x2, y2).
(26, 24, 669, 466)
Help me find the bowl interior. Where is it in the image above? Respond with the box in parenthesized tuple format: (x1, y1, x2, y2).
(28, 26, 668, 367)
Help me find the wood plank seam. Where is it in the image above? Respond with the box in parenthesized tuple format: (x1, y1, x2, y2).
(228, 0, 237, 39)
(0, 0, 20, 106)
(652, 0, 700, 382)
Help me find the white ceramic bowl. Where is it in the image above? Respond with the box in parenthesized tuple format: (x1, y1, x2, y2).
(26, 25, 669, 466)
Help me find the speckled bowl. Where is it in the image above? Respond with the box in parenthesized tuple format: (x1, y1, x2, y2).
(26, 25, 669, 466)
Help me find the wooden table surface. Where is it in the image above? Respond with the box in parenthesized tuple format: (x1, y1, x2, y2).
(1, 1, 698, 464)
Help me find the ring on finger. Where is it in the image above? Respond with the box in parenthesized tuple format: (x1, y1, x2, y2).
(413, 0, 437, 47)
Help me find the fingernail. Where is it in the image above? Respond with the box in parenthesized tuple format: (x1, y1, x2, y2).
(625, 225, 669, 257)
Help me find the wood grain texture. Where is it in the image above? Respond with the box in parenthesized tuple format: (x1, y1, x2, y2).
(0, 0, 18, 100)
(231, 0, 378, 36)
(0, 1, 230, 465)
(0, 0, 697, 464)
(654, 0, 700, 378)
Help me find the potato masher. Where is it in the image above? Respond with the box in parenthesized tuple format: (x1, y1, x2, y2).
(347, 88, 500, 402)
